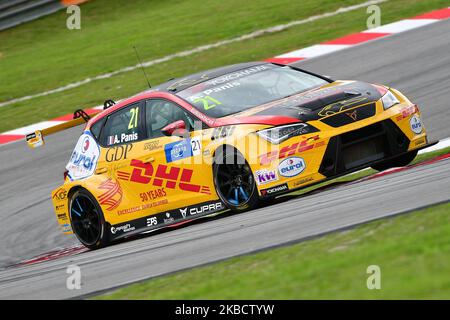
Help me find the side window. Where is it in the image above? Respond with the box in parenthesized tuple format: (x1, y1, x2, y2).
(145, 99, 197, 139)
(100, 103, 142, 146)
(90, 117, 105, 141)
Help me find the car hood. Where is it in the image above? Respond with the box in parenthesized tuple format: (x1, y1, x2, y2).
(216, 80, 383, 127)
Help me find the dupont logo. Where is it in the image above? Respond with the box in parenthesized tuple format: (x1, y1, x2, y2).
(260, 183, 288, 197)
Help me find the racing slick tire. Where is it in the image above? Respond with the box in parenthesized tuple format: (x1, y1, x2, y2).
(213, 147, 260, 213)
(371, 150, 418, 172)
(69, 189, 110, 250)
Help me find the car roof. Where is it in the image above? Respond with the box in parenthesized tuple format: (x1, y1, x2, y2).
(152, 61, 269, 93)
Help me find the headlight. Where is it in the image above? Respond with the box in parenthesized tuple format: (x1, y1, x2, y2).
(257, 123, 319, 144)
(381, 90, 400, 110)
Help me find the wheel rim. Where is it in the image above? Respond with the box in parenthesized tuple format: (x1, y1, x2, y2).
(70, 194, 101, 246)
(216, 156, 255, 206)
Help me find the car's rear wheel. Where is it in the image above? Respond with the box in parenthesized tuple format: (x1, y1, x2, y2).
(69, 189, 109, 250)
(371, 150, 418, 172)
(213, 148, 260, 212)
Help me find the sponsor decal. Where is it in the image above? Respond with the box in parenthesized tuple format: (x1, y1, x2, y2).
(61, 224, 72, 233)
(293, 177, 314, 187)
(56, 205, 65, 211)
(414, 137, 426, 146)
(260, 183, 288, 197)
(57, 213, 68, 221)
(207, 65, 270, 86)
(53, 188, 68, 200)
(317, 97, 367, 118)
(346, 110, 358, 121)
(259, 135, 319, 165)
(410, 114, 423, 134)
(163, 212, 175, 224)
(179, 207, 188, 219)
(82, 136, 90, 153)
(66, 132, 100, 180)
(211, 126, 235, 141)
(98, 179, 123, 211)
(117, 159, 211, 194)
(180, 202, 223, 218)
(105, 144, 133, 162)
(107, 132, 138, 146)
(109, 200, 225, 238)
(164, 137, 202, 163)
(140, 188, 167, 203)
(144, 140, 161, 151)
(278, 157, 306, 177)
(396, 105, 417, 121)
(117, 199, 168, 216)
(255, 169, 278, 185)
(111, 224, 135, 235)
(146, 217, 158, 227)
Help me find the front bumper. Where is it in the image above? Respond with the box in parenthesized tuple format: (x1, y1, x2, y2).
(255, 102, 429, 197)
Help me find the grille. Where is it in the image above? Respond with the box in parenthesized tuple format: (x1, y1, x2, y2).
(319, 120, 410, 177)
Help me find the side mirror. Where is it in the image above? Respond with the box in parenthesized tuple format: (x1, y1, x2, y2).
(161, 120, 187, 137)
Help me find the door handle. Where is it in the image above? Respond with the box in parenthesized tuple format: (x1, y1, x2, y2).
(95, 167, 108, 174)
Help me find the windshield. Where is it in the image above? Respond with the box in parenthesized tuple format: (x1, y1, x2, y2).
(176, 64, 329, 118)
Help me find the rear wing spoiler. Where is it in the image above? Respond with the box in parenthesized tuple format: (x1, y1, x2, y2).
(25, 109, 102, 148)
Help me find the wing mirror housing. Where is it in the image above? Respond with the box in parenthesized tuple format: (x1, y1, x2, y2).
(161, 120, 188, 137)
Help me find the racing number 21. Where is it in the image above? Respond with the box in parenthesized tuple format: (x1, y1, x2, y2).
(128, 107, 139, 130)
(194, 96, 221, 111)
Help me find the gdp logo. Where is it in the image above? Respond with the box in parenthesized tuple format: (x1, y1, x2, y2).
(278, 157, 306, 177)
(66, 133, 100, 180)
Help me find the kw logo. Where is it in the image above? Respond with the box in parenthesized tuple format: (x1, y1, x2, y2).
(98, 179, 123, 211)
(117, 159, 211, 195)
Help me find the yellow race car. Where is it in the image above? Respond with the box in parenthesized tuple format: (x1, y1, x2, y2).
(28, 62, 432, 249)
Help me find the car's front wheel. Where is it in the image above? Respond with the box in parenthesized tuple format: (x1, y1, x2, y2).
(69, 189, 110, 249)
(213, 148, 260, 212)
(371, 150, 418, 172)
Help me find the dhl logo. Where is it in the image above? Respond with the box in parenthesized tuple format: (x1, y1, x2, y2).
(259, 135, 321, 165)
(117, 159, 211, 195)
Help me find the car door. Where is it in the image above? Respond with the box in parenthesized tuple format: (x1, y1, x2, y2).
(141, 99, 215, 214)
(95, 101, 147, 226)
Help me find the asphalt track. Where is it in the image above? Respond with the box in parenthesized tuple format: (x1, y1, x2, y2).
(0, 18, 449, 299)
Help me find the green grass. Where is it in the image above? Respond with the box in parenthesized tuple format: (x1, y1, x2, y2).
(96, 200, 450, 300)
(1, 0, 449, 132)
